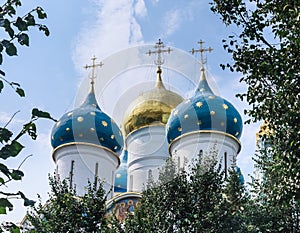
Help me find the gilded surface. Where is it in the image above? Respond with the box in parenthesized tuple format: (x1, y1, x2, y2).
(122, 75, 183, 136)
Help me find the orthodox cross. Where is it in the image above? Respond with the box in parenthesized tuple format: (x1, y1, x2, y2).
(84, 56, 104, 87)
(146, 39, 172, 68)
(190, 40, 213, 68)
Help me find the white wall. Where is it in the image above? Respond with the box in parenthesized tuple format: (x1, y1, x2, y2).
(52, 143, 120, 198)
(169, 131, 241, 173)
(126, 125, 170, 192)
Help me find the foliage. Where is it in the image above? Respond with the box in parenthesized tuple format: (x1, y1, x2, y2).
(0, 0, 49, 95)
(125, 156, 250, 233)
(210, 0, 300, 202)
(25, 176, 114, 233)
(0, 0, 50, 231)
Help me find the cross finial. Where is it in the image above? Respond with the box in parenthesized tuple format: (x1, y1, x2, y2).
(84, 56, 104, 88)
(146, 39, 172, 68)
(190, 40, 213, 70)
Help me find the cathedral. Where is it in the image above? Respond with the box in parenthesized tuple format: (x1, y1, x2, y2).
(49, 40, 243, 220)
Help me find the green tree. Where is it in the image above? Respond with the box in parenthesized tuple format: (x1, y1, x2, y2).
(0, 1, 50, 231)
(25, 176, 113, 233)
(210, 1, 300, 230)
(210, 0, 300, 201)
(125, 154, 250, 232)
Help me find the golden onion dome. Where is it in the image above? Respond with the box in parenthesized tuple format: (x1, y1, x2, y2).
(123, 67, 183, 136)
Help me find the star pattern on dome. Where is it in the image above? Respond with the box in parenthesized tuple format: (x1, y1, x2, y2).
(222, 104, 228, 110)
(102, 121, 108, 127)
(77, 116, 84, 122)
(196, 101, 203, 108)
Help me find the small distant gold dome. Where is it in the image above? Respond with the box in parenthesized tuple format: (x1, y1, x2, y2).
(256, 120, 272, 143)
(122, 68, 183, 136)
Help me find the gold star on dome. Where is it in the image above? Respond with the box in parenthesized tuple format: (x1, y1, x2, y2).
(102, 121, 108, 127)
(99, 137, 104, 141)
(66, 127, 70, 132)
(197, 120, 202, 125)
(210, 111, 215, 116)
(90, 111, 96, 116)
(173, 109, 179, 116)
(77, 116, 84, 122)
(178, 127, 182, 132)
(184, 114, 189, 119)
(222, 104, 228, 110)
(90, 127, 95, 132)
(196, 101, 203, 108)
(111, 134, 115, 139)
(116, 173, 121, 178)
(234, 118, 238, 123)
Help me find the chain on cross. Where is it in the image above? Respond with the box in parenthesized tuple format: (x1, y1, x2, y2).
(84, 56, 104, 86)
(146, 39, 172, 68)
(190, 40, 213, 68)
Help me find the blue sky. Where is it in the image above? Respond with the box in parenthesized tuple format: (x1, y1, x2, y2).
(0, 0, 260, 223)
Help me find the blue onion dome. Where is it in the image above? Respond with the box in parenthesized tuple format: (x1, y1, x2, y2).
(51, 83, 124, 155)
(122, 67, 183, 136)
(114, 150, 128, 193)
(166, 67, 243, 143)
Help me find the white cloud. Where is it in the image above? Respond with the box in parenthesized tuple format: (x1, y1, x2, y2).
(0, 111, 25, 126)
(159, 1, 205, 38)
(72, 0, 145, 75)
(161, 9, 181, 38)
(134, 0, 147, 18)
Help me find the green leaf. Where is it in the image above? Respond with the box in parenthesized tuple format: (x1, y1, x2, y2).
(24, 198, 35, 207)
(10, 169, 24, 180)
(38, 25, 50, 36)
(10, 227, 21, 233)
(0, 198, 13, 212)
(0, 177, 4, 184)
(3, 19, 14, 38)
(17, 33, 29, 46)
(5, 43, 17, 56)
(0, 206, 6, 214)
(0, 140, 24, 159)
(16, 87, 25, 97)
(23, 122, 37, 140)
(0, 80, 3, 92)
(14, 17, 28, 31)
(24, 13, 35, 26)
(0, 163, 11, 178)
(32, 108, 54, 120)
(36, 7, 47, 19)
(0, 127, 13, 143)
